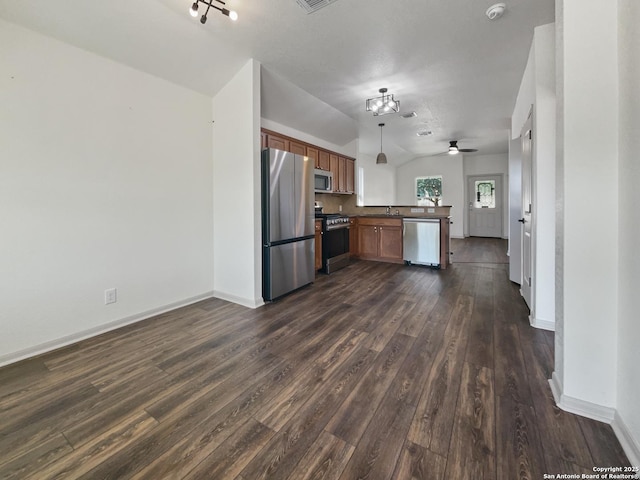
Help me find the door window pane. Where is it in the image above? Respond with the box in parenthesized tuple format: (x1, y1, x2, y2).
(474, 180, 495, 208)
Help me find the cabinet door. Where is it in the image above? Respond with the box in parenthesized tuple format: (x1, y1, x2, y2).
(289, 140, 306, 156)
(318, 150, 330, 171)
(345, 159, 355, 193)
(440, 218, 450, 269)
(329, 154, 340, 192)
(378, 226, 403, 261)
(306, 146, 319, 168)
(267, 134, 289, 151)
(358, 225, 378, 258)
(315, 223, 323, 271)
(338, 157, 347, 193)
(349, 218, 358, 256)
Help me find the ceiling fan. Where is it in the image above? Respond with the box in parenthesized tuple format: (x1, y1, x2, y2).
(444, 140, 478, 155)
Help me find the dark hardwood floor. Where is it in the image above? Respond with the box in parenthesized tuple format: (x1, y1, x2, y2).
(0, 239, 629, 479)
(451, 237, 509, 264)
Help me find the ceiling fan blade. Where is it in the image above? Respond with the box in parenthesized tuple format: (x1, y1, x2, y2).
(459, 148, 478, 153)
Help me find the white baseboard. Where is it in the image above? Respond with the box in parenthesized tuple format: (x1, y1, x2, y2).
(549, 373, 615, 423)
(611, 411, 640, 469)
(529, 314, 555, 331)
(550, 375, 640, 471)
(0, 291, 215, 368)
(213, 290, 264, 309)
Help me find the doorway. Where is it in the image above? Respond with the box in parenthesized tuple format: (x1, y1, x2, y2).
(467, 174, 503, 238)
(520, 113, 533, 308)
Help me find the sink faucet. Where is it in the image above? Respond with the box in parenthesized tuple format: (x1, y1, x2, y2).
(386, 206, 391, 215)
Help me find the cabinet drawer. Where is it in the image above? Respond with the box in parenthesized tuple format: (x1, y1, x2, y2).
(357, 217, 402, 227)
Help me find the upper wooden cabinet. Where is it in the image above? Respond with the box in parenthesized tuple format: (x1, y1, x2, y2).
(289, 140, 306, 156)
(306, 146, 319, 168)
(266, 134, 288, 152)
(345, 159, 355, 193)
(261, 128, 355, 194)
(318, 150, 330, 171)
(329, 154, 340, 192)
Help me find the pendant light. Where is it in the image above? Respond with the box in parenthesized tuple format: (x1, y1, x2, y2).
(376, 123, 387, 164)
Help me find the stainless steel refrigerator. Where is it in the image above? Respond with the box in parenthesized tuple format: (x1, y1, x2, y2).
(262, 148, 315, 301)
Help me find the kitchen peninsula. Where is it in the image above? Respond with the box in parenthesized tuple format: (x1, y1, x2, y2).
(316, 194, 452, 270)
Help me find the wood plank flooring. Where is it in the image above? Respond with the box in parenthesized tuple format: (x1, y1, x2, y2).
(451, 237, 509, 264)
(0, 239, 630, 479)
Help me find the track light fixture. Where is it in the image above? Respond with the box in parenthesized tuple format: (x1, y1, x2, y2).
(189, 0, 238, 24)
(366, 88, 400, 116)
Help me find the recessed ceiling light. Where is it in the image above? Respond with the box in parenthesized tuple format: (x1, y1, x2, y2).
(401, 111, 417, 118)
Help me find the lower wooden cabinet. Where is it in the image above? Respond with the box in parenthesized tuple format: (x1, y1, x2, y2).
(357, 217, 403, 264)
(315, 219, 323, 271)
(349, 217, 358, 256)
(440, 217, 451, 269)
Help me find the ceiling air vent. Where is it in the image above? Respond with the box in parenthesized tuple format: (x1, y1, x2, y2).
(296, 0, 338, 14)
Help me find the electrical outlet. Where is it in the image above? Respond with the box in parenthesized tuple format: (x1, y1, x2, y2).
(410, 207, 425, 213)
(104, 288, 117, 305)
(339, 205, 342, 212)
(428, 208, 435, 213)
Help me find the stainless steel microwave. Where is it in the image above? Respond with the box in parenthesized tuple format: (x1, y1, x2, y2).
(314, 169, 333, 193)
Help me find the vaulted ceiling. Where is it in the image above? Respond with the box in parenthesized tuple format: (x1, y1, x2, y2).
(0, 0, 555, 163)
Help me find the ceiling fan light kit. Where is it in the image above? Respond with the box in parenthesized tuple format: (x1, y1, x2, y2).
(189, 0, 238, 24)
(366, 88, 400, 116)
(447, 140, 478, 155)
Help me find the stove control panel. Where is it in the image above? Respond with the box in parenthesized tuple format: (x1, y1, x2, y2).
(326, 217, 350, 226)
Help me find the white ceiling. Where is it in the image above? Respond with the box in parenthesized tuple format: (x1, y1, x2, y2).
(0, 0, 555, 164)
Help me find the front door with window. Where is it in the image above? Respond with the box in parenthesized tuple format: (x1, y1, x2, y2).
(468, 175, 503, 237)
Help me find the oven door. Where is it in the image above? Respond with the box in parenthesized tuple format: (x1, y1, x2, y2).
(322, 226, 350, 273)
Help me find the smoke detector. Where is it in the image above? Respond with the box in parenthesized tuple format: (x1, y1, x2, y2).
(486, 3, 506, 20)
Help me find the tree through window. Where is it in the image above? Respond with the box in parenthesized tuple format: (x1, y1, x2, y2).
(416, 176, 443, 205)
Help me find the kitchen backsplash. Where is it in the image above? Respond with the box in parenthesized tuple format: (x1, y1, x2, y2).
(314, 193, 451, 217)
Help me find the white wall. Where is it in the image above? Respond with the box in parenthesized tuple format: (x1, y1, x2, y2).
(532, 23, 557, 331)
(212, 60, 263, 308)
(396, 155, 464, 238)
(463, 153, 509, 238)
(359, 154, 397, 206)
(554, 0, 618, 412)
(511, 23, 556, 331)
(615, 0, 640, 466)
(0, 20, 214, 365)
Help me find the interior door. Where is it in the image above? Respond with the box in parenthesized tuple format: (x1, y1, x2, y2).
(468, 175, 503, 237)
(520, 113, 533, 308)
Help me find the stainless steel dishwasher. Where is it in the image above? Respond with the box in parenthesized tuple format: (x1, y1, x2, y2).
(403, 218, 440, 267)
